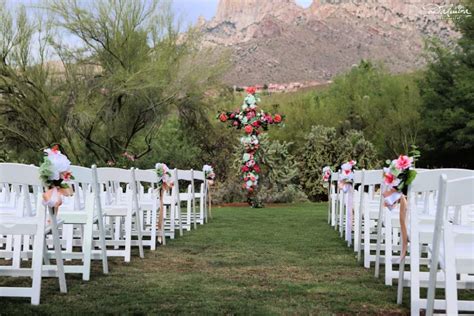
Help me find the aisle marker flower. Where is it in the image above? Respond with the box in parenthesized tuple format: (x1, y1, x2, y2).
(382, 153, 418, 261)
(39, 145, 74, 210)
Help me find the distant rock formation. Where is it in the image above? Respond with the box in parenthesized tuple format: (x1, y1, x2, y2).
(197, 0, 460, 85)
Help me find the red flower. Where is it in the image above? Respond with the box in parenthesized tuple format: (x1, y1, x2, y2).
(246, 86, 256, 95)
(51, 145, 59, 153)
(274, 114, 282, 123)
(244, 125, 253, 134)
(62, 171, 72, 181)
(219, 113, 228, 122)
(230, 113, 236, 119)
(241, 166, 250, 172)
(254, 164, 261, 173)
(252, 120, 260, 127)
(233, 121, 239, 126)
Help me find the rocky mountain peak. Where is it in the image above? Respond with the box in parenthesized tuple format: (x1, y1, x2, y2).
(214, 0, 303, 30)
(201, 0, 461, 86)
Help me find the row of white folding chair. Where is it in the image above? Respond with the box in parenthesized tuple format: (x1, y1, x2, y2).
(378, 169, 473, 288)
(394, 169, 474, 315)
(0, 163, 67, 305)
(329, 170, 362, 248)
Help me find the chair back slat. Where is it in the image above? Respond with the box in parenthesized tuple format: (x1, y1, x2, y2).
(0, 163, 42, 186)
(410, 169, 474, 192)
(445, 176, 474, 207)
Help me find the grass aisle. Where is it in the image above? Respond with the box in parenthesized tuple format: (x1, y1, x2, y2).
(1, 203, 409, 315)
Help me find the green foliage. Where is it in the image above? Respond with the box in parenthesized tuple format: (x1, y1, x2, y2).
(267, 62, 422, 159)
(38, 157, 53, 185)
(299, 126, 380, 201)
(214, 134, 307, 204)
(418, 1, 474, 168)
(0, 0, 225, 166)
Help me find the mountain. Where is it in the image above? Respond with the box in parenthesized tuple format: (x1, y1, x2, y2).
(198, 0, 459, 86)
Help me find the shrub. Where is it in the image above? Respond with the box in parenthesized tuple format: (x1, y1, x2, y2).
(299, 125, 379, 201)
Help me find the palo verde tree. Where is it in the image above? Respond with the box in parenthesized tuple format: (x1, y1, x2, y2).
(0, 0, 224, 165)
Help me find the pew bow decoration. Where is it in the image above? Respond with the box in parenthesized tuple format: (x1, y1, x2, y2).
(382, 155, 418, 260)
(337, 160, 356, 245)
(156, 163, 173, 243)
(39, 145, 74, 211)
(338, 160, 356, 193)
(322, 166, 332, 188)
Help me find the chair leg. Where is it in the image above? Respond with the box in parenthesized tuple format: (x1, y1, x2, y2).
(397, 257, 405, 304)
(444, 227, 458, 315)
(31, 232, 44, 305)
(82, 220, 93, 281)
(50, 211, 67, 293)
(96, 213, 109, 274)
(124, 213, 132, 263)
(150, 207, 157, 251)
(135, 210, 144, 259)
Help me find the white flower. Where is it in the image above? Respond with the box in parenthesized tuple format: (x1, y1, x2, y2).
(44, 148, 71, 181)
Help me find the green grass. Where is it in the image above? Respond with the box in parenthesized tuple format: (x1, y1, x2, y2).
(1, 203, 410, 315)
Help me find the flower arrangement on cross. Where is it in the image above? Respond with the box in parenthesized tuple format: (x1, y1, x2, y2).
(218, 86, 284, 207)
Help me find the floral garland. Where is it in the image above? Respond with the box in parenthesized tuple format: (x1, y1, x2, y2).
(338, 160, 357, 192)
(382, 155, 417, 208)
(218, 87, 284, 207)
(39, 145, 74, 209)
(156, 163, 174, 190)
(322, 166, 332, 188)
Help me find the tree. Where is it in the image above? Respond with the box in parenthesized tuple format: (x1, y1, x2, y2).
(419, 0, 474, 168)
(0, 0, 223, 165)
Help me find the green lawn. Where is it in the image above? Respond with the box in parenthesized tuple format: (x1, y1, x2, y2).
(1, 203, 410, 315)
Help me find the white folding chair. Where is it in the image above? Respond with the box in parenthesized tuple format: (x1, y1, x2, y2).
(329, 172, 339, 227)
(160, 168, 183, 239)
(426, 175, 474, 316)
(134, 168, 160, 250)
(55, 165, 108, 280)
(194, 170, 208, 225)
(355, 169, 383, 267)
(96, 167, 144, 262)
(401, 170, 474, 315)
(0, 163, 67, 305)
(177, 169, 196, 231)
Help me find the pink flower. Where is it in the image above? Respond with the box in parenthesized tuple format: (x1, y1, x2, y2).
(384, 172, 395, 185)
(395, 155, 412, 170)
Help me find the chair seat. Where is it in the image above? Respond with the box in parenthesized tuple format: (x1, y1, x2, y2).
(58, 211, 88, 224)
(435, 240, 474, 273)
(102, 205, 130, 216)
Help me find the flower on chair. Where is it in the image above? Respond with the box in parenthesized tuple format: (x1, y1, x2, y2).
(156, 163, 173, 190)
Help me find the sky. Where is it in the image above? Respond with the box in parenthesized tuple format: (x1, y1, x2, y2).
(9, 0, 314, 27)
(172, 0, 313, 26)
